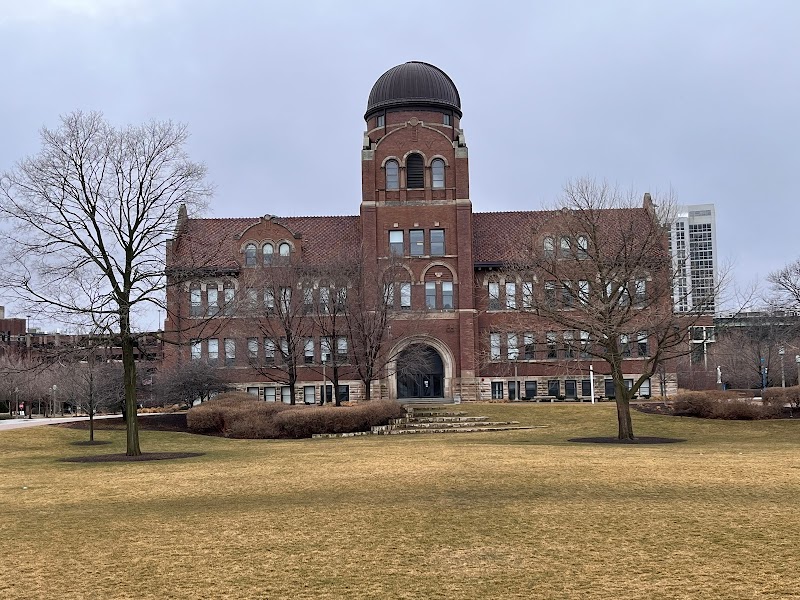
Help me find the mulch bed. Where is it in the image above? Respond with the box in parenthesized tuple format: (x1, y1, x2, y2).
(61, 452, 204, 463)
(59, 413, 189, 432)
(569, 436, 686, 444)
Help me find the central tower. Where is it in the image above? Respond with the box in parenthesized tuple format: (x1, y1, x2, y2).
(360, 61, 478, 400)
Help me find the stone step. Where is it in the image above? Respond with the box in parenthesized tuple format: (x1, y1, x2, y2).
(377, 425, 541, 435)
(406, 410, 467, 417)
(398, 416, 489, 424)
(392, 420, 520, 430)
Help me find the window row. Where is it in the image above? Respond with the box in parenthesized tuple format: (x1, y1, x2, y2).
(488, 377, 651, 400)
(489, 331, 649, 360)
(245, 384, 350, 404)
(389, 228, 445, 256)
(190, 336, 349, 366)
(189, 284, 236, 317)
(486, 278, 647, 311)
(385, 155, 445, 190)
(375, 113, 452, 128)
(384, 280, 455, 310)
(189, 284, 347, 318)
(243, 241, 292, 266)
(543, 235, 589, 259)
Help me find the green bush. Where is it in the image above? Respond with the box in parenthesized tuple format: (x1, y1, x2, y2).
(671, 391, 781, 420)
(186, 394, 404, 439)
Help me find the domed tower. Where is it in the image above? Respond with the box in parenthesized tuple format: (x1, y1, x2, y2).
(360, 61, 477, 401)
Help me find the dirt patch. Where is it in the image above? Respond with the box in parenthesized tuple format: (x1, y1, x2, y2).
(568, 436, 686, 445)
(60, 413, 188, 433)
(61, 451, 204, 463)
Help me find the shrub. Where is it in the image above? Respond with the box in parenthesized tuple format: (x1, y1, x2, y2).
(186, 395, 404, 439)
(671, 390, 781, 420)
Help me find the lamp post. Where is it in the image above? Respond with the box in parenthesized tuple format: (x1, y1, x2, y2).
(589, 364, 595, 404)
(52, 385, 58, 417)
(322, 357, 327, 405)
(779, 346, 786, 388)
(796, 355, 800, 388)
(760, 357, 767, 392)
(13, 387, 18, 417)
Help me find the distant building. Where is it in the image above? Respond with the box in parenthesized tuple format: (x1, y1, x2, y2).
(669, 204, 717, 314)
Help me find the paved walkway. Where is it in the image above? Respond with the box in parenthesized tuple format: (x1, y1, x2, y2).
(0, 414, 122, 432)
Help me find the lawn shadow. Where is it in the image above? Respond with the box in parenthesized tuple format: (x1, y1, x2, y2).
(569, 436, 686, 445)
(61, 452, 204, 463)
(70, 440, 112, 446)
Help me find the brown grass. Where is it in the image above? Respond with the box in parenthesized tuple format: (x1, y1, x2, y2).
(1, 403, 798, 599)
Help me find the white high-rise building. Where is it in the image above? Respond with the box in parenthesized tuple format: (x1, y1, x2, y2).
(669, 204, 717, 313)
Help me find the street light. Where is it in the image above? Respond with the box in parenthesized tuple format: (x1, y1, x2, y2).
(779, 346, 786, 388)
(51, 384, 58, 417)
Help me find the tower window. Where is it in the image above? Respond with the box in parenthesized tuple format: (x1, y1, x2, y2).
(431, 159, 445, 189)
(377, 114, 385, 127)
(443, 114, 451, 126)
(385, 160, 399, 191)
(406, 153, 424, 189)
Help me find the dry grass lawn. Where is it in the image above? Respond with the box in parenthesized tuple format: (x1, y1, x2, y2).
(1, 403, 798, 599)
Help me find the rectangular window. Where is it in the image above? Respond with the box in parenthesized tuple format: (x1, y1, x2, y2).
(635, 279, 646, 306)
(321, 337, 332, 363)
(604, 379, 616, 398)
(281, 386, 292, 404)
(377, 114, 385, 127)
(523, 332, 535, 360)
(491, 381, 504, 400)
(247, 337, 258, 360)
(384, 283, 394, 307)
(400, 282, 411, 309)
(337, 336, 348, 358)
(442, 281, 453, 309)
(264, 339, 275, 365)
(443, 114, 451, 126)
(389, 230, 404, 256)
(620, 334, 631, 357)
(563, 331, 574, 358)
(578, 280, 590, 304)
(190, 288, 202, 317)
(337, 385, 350, 403)
(319, 287, 330, 313)
(548, 380, 560, 397)
(637, 331, 649, 357)
(430, 229, 445, 256)
(490, 333, 501, 360)
(522, 281, 534, 309)
(247, 387, 259, 396)
(544, 281, 556, 308)
(425, 281, 436, 309)
(224, 338, 235, 366)
(335, 287, 347, 311)
(505, 282, 516, 309)
(264, 288, 275, 312)
(190, 340, 201, 361)
(207, 287, 219, 317)
(223, 287, 235, 316)
(562, 282, 573, 308)
(208, 338, 219, 365)
(245, 287, 258, 309)
(303, 286, 314, 314)
(582, 379, 592, 398)
(488, 282, 500, 310)
(264, 387, 276, 402)
(580, 330, 590, 359)
(565, 379, 577, 398)
(304, 338, 314, 364)
(280, 338, 289, 361)
(303, 386, 316, 405)
(639, 378, 651, 397)
(546, 331, 557, 358)
(410, 229, 425, 256)
(524, 380, 537, 399)
(508, 380, 518, 401)
(507, 333, 519, 360)
(320, 384, 334, 403)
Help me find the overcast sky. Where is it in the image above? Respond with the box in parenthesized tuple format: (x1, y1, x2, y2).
(1, 0, 798, 327)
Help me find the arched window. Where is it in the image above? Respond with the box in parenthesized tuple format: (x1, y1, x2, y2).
(385, 160, 399, 190)
(560, 236, 571, 258)
(278, 242, 291, 257)
(244, 244, 256, 266)
(431, 159, 445, 189)
(406, 153, 424, 189)
(263, 243, 274, 265)
(543, 236, 555, 258)
(576, 235, 588, 258)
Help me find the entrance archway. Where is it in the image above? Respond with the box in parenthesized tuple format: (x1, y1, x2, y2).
(396, 344, 444, 398)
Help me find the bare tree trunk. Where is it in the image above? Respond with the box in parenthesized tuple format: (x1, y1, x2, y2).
(614, 379, 635, 440)
(120, 312, 141, 456)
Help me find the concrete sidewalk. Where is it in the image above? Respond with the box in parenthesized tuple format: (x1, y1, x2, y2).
(0, 414, 122, 432)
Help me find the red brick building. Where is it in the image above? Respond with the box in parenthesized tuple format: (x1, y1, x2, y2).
(164, 61, 674, 403)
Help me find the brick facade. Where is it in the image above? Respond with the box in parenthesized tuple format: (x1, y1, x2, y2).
(163, 62, 675, 403)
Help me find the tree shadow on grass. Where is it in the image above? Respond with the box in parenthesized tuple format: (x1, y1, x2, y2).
(61, 452, 204, 463)
(69, 440, 112, 446)
(568, 436, 686, 445)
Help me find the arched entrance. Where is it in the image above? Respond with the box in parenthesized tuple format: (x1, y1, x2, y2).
(396, 344, 445, 398)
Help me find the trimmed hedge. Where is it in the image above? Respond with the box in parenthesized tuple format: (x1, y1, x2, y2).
(762, 386, 800, 410)
(671, 390, 782, 420)
(186, 392, 404, 439)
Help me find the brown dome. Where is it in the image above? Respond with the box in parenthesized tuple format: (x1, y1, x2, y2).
(365, 61, 461, 120)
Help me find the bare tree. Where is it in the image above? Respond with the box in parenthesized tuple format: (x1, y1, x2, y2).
(504, 178, 718, 440)
(154, 359, 229, 409)
(768, 259, 800, 310)
(0, 111, 211, 455)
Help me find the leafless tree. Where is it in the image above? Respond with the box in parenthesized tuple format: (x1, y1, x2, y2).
(0, 111, 211, 455)
(154, 359, 229, 409)
(504, 177, 720, 439)
(768, 259, 800, 310)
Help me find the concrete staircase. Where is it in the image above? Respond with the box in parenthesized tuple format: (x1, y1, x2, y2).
(312, 405, 542, 438)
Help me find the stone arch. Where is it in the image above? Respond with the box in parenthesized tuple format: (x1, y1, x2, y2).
(419, 261, 457, 284)
(387, 335, 455, 400)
